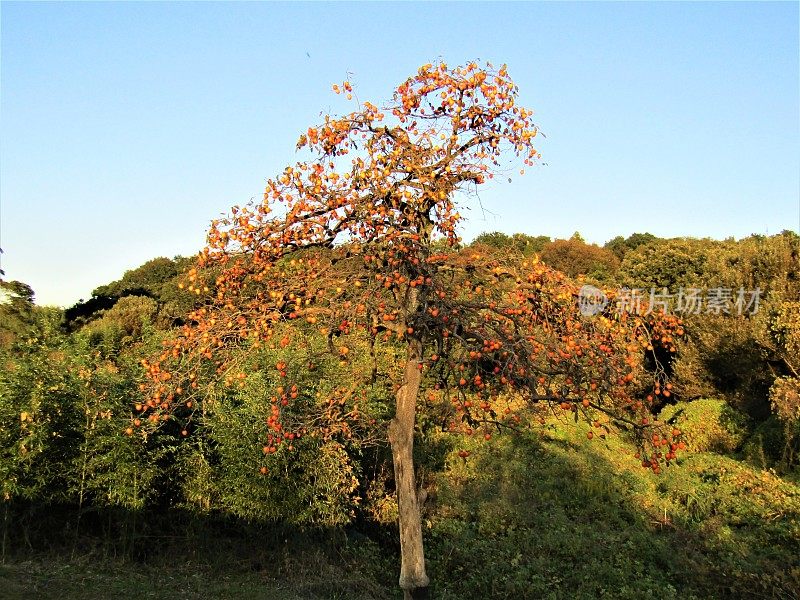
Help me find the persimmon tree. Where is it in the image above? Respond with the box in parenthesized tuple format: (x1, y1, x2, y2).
(140, 61, 682, 598)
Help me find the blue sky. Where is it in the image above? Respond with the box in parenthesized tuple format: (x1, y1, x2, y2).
(2, 2, 798, 306)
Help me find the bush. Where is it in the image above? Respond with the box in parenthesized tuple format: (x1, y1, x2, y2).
(767, 376, 800, 468)
(656, 452, 800, 598)
(171, 337, 379, 526)
(742, 415, 788, 469)
(0, 310, 84, 504)
(671, 315, 774, 419)
(658, 399, 750, 454)
(81, 296, 159, 356)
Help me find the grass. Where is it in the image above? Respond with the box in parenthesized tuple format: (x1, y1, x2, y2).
(0, 548, 393, 600)
(423, 420, 800, 599)
(1, 560, 286, 600)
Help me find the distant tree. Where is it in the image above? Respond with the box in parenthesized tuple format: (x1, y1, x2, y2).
(0, 280, 36, 347)
(667, 233, 800, 422)
(711, 232, 800, 299)
(471, 232, 550, 256)
(511, 233, 551, 255)
(569, 231, 585, 243)
(605, 232, 659, 261)
(539, 237, 620, 281)
(65, 256, 194, 330)
(618, 238, 714, 290)
(82, 296, 159, 356)
(472, 231, 512, 249)
(763, 300, 800, 466)
(92, 257, 192, 300)
(142, 61, 683, 598)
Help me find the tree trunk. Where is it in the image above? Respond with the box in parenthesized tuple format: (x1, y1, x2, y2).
(388, 337, 429, 599)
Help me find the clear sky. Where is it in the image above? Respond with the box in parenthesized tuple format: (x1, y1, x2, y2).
(2, 2, 798, 307)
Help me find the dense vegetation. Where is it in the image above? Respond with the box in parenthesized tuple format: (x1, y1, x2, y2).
(2, 228, 798, 599)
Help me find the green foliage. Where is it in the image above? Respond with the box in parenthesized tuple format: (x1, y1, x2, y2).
(657, 452, 800, 597)
(659, 452, 799, 528)
(769, 376, 800, 468)
(69, 354, 168, 511)
(428, 430, 676, 599)
(569, 231, 584, 243)
(763, 300, 800, 374)
(672, 314, 775, 418)
(168, 336, 388, 526)
(5, 419, 799, 598)
(627, 233, 799, 424)
(200, 391, 362, 527)
(771, 377, 800, 427)
(471, 232, 551, 256)
(471, 231, 513, 249)
(658, 399, 750, 454)
(92, 256, 193, 300)
(426, 423, 800, 598)
(707, 231, 800, 299)
(617, 232, 799, 297)
(0, 280, 36, 347)
(0, 307, 172, 512)
(513, 233, 552, 255)
(604, 232, 659, 261)
(0, 309, 83, 503)
(618, 238, 715, 290)
(64, 256, 195, 330)
(80, 296, 159, 357)
(4, 235, 800, 596)
(742, 415, 790, 470)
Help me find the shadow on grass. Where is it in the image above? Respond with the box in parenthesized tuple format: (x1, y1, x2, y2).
(1, 503, 397, 599)
(424, 428, 799, 600)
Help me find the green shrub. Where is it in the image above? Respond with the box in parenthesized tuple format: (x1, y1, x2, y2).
(656, 452, 800, 597)
(0, 310, 83, 504)
(672, 316, 774, 419)
(70, 357, 169, 511)
(658, 398, 750, 454)
(742, 415, 788, 469)
(173, 339, 376, 526)
(769, 376, 800, 467)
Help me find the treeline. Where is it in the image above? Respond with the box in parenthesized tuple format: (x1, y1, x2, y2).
(1, 231, 798, 558)
(474, 230, 800, 427)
